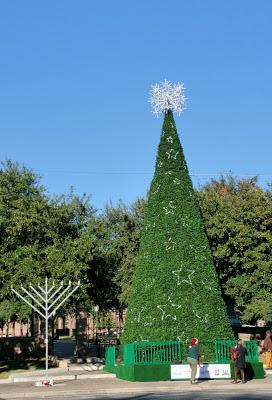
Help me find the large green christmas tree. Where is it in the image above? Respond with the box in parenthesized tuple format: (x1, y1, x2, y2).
(122, 81, 233, 343)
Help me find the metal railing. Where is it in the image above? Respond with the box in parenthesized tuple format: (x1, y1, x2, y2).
(105, 339, 259, 367)
(215, 340, 258, 363)
(105, 346, 116, 366)
(124, 341, 182, 365)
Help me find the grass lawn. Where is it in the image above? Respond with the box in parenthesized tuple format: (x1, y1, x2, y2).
(0, 359, 54, 379)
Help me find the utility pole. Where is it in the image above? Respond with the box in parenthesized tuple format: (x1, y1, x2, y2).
(12, 277, 80, 385)
(94, 305, 99, 342)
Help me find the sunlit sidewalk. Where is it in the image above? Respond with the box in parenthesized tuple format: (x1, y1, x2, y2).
(0, 372, 272, 399)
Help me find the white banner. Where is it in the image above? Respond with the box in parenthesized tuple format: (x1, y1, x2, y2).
(171, 363, 231, 380)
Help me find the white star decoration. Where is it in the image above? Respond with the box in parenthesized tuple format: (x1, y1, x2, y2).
(194, 311, 209, 324)
(157, 304, 176, 321)
(143, 316, 156, 327)
(154, 184, 161, 194)
(164, 237, 177, 251)
(157, 295, 183, 321)
(182, 269, 195, 285)
(134, 307, 144, 323)
(173, 178, 181, 185)
(172, 267, 183, 286)
(166, 149, 179, 160)
(149, 80, 186, 116)
(163, 200, 176, 215)
(166, 136, 173, 143)
(172, 265, 195, 286)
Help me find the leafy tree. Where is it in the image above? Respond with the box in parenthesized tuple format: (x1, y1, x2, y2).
(0, 160, 96, 321)
(0, 160, 48, 319)
(86, 199, 145, 313)
(122, 111, 233, 343)
(113, 198, 145, 307)
(198, 176, 272, 323)
(106, 199, 145, 308)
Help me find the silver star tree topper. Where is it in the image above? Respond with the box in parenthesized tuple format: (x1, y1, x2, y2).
(149, 79, 186, 116)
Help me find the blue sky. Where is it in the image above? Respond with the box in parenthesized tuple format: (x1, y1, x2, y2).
(0, 1, 271, 210)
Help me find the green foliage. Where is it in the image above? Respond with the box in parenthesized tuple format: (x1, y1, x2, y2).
(85, 217, 120, 312)
(122, 111, 233, 343)
(0, 160, 97, 319)
(198, 176, 272, 323)
(113, 198, 145, 307)
(0, 160, 145, 322)
(86, 199, 145, 312)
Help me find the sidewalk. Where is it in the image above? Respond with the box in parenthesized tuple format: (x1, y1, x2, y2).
(0, 367, 113, 384)
(0, 370, 272, 399)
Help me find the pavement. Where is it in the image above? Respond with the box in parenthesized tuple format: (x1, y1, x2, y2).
(0, 365, 108, 384)
(0, 367, 272, 399)
(0, 351, 105, 384)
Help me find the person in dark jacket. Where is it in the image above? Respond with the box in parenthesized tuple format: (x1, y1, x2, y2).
(187, 338, 200, 384)
(231, 339, 247, 384)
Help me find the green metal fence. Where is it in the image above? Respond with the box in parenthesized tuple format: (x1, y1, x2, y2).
(105, 339, 259, 367)
(215, 340, 258, 363)
(245, 340, 259, 362)
(124, 341, 182, 365)
(105, 346, 115, 367)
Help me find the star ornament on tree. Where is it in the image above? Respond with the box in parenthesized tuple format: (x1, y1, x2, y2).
(149, 79, 186, 116)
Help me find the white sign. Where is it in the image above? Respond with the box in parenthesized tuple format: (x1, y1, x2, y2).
(171, 363, 231, 380)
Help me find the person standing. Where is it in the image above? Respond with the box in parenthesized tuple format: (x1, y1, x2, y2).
(187, 338, 200, 384)
(231, 339, 247, 384)
(263, 330, 272, 369)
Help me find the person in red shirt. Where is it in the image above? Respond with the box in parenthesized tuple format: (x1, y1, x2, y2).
(263, 330, 272, 369)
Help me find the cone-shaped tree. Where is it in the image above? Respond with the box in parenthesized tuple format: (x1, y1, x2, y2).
(122, 110, 234, 343)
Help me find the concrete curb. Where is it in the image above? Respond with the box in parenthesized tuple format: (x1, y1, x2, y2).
(0, 367, 111, 384)
(0, 378, 11, 384)
(10, 372, 115, 383)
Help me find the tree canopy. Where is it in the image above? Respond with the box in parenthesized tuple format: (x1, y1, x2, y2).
(0, 161, 96, 320)
(198, 176, 272, 323)
(1, 159, 272, 328)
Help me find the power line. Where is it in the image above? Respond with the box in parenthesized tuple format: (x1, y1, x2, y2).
(34, 170, 272, 177)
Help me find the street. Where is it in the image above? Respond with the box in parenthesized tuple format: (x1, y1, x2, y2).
(26, 390, 272, 400)
(1, 375, 272, 400)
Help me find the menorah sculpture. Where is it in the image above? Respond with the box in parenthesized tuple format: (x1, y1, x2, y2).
(12, 277, 80, 385)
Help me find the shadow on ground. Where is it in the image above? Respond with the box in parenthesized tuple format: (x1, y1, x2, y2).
(0, 358, 55, 376)
(70, 394, 272, 400)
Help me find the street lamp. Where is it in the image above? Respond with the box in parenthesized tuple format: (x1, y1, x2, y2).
(94, 305, 99, 342)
